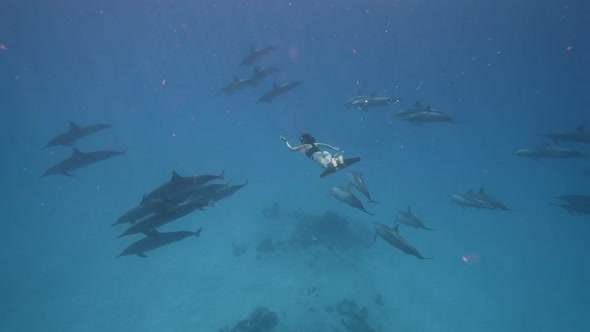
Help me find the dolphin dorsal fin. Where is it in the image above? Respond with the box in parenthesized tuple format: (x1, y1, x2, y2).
(468, 189, 473, 194)
(357, 90, 362, 96)
(233, 75, 239, 82)
(425, 106, 431, 111)
(577, 124, 585, 133)
(140, 194, 149, 205)
(393, 224, 399, 233)
(415, 101, 421, 107)
(479, 187, 485, 194)
(250, 46, 255, 53)
(407, 205, 412, 213)
(253, 66, 260, 74)
(371, 91, 376, 97)
(171, 171, 182, 182)
(69, 122, 80, 130)
(72, 147, 81, 157)
(272, 82, 279, 89)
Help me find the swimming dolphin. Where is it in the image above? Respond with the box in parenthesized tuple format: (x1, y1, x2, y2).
(41, 147, 125, 177)
(328, 186, 374, 215)
(240, 46, 278, 66)
(450, 188, 512, 211)
(347, 92, 401, 112)
(221, 75, 257, 94)
(347, 171, 379, 204)
(116, 227, 203, 258)
(251, 66, 280, 84)
(344, 90, 370, 109)
(112, 195, 177, 227)
(167, 182, 231, 205)
(257, 81, 302, 103)
(554, 194, 590, 208)
(551, 202, 590, 215)
(202, 180, 248, 206)
(393, 101, 441, 118)
(401, 107, 455, 124)
(373, 223, 433, 260)
(43, 121, 112, 149)
(515, 144, 587, 159)
(395, 205, 437, 231)
(145, 170, 225, 201)
(117, 199, 207, 238)
(542, 125, 590, 144)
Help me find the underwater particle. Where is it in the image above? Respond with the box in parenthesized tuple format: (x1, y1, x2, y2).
(0, 44, 7, 50)
(566, 46, 572, 52)
(162, 79, 166, 85)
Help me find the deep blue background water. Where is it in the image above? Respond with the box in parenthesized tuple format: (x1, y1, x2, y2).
(1, 1, 589, 331)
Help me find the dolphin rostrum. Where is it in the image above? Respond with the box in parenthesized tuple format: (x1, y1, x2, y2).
(41, 147, 124, 177)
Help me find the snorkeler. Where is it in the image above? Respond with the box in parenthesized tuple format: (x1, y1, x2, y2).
(280, 133, 361, 178)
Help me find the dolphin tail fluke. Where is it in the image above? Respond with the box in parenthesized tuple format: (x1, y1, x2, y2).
(363, 210, 375, 216)
(423, 227, 438, 231)
(421, 256, 435, 260)
(115, 254, 123, 259)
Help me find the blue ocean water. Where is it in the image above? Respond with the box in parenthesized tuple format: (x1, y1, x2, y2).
(1, 0, 589, 331)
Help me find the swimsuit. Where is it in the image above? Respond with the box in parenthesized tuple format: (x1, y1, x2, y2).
(305, 144, 320, 159)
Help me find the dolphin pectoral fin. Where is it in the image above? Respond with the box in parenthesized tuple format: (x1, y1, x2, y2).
(137, 253, 148, 258)
(63, 172, 74, 177)
(195, 227, 203, 237)
(367, 199, 380, 204)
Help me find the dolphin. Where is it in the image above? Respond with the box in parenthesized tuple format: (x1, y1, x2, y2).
(117, 199, 207, 238)
(344, 90, 370, 109)
(373, 223, 433, 260)
(251, 66, 280, 84)
(116, 227, 203, 258)
(257, 81, 303, 103)
(555, 194, 590, 207)
(112, 195, 176, 227)
(240, 46, 278, 66)
(43, 121, 111, 149)
(145, 170, 225, 201)
(167, 182, 231, 205)
(542, 125, 590, 144)
(347, 171, 379, 204)
(450, 188, 513, 211)
(202, 180, 248, 206)
(328, 186, 374, 215)
(348, 92, 401, 111)
(395, 205, 437, 231)
(551, 202, 590, 215)
(41, 147, 124, 177)
(221, 75, 257, 94)
(449, 190, 496, 210)
(401, 107, 455, 124)
(515, 144, 587, 159)
(392, 101, 442, 118)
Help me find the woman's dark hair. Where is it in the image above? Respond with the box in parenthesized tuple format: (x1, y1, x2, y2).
(300, 133, 316, 144)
